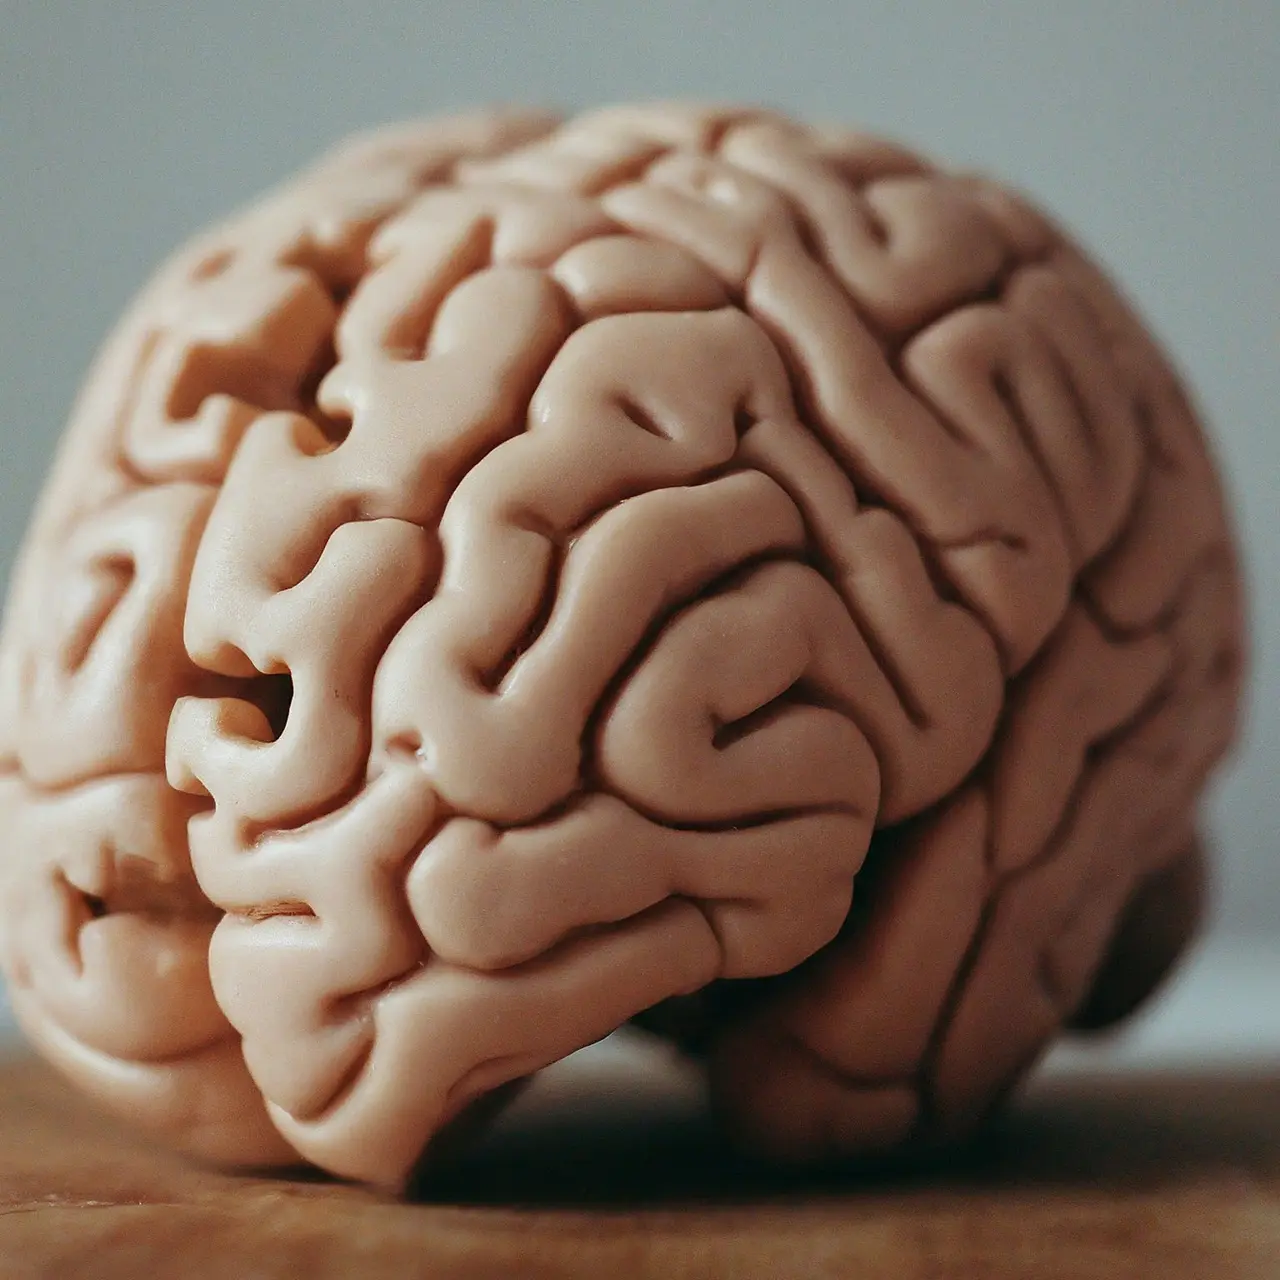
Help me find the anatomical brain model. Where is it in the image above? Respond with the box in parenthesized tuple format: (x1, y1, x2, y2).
(0, 104, 1244, 1189)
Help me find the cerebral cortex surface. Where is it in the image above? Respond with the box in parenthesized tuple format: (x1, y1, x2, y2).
(0, 104, 1244, 1188)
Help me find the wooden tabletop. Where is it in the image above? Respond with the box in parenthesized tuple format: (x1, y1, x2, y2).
(1, 1041, 1277, 1280)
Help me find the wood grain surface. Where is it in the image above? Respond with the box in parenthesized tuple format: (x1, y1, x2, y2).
(1, 1042, 1277, 1279)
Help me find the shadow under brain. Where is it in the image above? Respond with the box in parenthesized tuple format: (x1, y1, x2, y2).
(406, 1033, 1280, 1208)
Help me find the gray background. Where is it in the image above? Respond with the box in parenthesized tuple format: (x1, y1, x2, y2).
(0, 0, 1275, 998)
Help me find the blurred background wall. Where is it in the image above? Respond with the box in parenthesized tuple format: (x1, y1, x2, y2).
(0, 2, 1275, 1038)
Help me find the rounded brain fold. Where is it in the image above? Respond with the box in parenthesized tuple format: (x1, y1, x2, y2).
(0, 104, 1245, 1189)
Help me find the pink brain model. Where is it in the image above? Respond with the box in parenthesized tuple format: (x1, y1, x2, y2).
(0, 104, 1245, 1189)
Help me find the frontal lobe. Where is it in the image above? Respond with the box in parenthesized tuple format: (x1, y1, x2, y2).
(0, 108, 558, 1166)
(0, 103, 1244, 1187)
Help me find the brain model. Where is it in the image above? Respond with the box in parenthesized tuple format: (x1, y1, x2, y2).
(0, 104, 1244, 1189)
